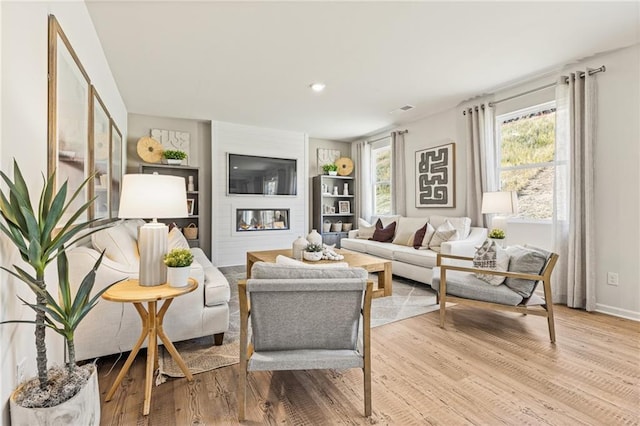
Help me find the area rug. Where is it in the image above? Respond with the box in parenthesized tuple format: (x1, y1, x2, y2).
(158, 266, 438, 380)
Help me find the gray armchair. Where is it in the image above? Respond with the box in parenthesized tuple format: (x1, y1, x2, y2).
(237, 262, 373, 420)
(431, 249, 559, 342)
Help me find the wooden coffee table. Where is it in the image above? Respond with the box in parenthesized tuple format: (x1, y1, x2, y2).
(246, 248, 392, 298)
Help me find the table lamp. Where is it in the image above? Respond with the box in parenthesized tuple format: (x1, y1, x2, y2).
(119, 174, 188, 286)
(481, 191, 518, 231)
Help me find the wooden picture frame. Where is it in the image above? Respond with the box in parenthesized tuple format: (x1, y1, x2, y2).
(89, 86, 111, 220)
(110, 121, 123, 218)
(415, 142, 456, 208)
(338, 200, 351, 214)
(48, 15, 91, 223)
(187, 198, 195, 216)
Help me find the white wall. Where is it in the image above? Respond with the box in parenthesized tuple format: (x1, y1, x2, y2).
(211, 122, 308, 266)
(0, 2, 127, 423)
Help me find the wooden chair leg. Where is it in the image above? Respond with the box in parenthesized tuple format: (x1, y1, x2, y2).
(439, 269, 447, 328)
(238, 367, 246, 421)
(363, 365, 371, 417)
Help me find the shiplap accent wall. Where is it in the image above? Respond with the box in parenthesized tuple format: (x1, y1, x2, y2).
(211, 122, 308, 266)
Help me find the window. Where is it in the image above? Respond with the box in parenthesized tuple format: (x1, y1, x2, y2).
(496, 101, 556, 221)
(371, 139, 392, 216)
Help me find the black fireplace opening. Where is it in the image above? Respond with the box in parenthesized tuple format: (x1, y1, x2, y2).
(236, 208, 290, 231)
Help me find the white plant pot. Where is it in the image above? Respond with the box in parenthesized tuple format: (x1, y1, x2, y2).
(303, 251, 323, 262)
(167, 266, 190, 287)
(328, 171, 338, 176)
(162, 158, 183, 165)
(10, 366, 100, 426)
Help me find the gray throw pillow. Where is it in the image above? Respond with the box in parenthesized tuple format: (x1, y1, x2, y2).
(504, 245, 548, 297)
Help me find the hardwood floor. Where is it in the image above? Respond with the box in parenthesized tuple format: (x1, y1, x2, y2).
(97, 305, 640, 425)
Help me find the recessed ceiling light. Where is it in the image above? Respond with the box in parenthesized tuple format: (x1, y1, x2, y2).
(310, 82, 326, 92)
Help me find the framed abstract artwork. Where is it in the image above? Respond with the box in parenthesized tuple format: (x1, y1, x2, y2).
(48, 15, 91, 223)
(415, 142, 456, 208)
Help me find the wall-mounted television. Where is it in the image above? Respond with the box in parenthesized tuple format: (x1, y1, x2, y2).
(227, 153, 297, 196)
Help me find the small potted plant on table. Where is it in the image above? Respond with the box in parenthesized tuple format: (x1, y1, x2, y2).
(164, 248, 194, 287)
(488, 228, 506, 247)
(162, 149, 187, 165)
(303, 243, 324, 261)
(322, 163, 338, 176)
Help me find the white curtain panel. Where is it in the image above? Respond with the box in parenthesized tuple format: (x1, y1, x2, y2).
(465, 103, 497, 227)
(553, 70, 597, 310)
(353, 140, 372, 223)
(391, 131, 406, 216)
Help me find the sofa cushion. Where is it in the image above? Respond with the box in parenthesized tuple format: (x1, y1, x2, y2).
(91, 219, 142, 267)
(371, 219, 396, 243)
(429, 220, 459, 253)
(413, 222, 435, 249)
(392, 245, 438, 268)
(340, 238, 368, 252)
(275, 255, 348, 268)
(356, 218, 376, 239)
(392, 217, 429, 246)
(430, 215, 472, 239)
(251, 262, 368, 280)
(168, 227, 190, 250)
(363, 240, 396, 260)
(505, 245, 548, 297)
(431, 267, 523, 306)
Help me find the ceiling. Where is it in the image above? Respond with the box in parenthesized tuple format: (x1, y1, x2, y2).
(86, 1, 639, 141)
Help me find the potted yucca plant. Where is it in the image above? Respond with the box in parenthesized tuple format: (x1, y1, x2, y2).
(0, 160, 119, 424)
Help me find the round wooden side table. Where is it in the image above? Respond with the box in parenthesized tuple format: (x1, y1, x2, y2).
(102, 278, 197, 416)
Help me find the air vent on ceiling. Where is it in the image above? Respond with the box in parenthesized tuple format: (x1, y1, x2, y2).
(390, 104, 415, 114)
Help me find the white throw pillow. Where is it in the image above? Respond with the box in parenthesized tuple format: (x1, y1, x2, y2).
(429, 215, 472, 240)
(474, 240, 510, 286)
(357, 218, 376, 239)
(91, 221, 140, 267)
(168, 227, 190, 250)
(428, 220, 459, 253)
(392, 217, 429, 246)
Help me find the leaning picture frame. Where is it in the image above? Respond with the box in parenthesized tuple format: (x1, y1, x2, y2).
(187, 198, 195, 216)
(48, 15, 91, 224)
(89, 86, 111, 221)
(338, 200, 351, 214)
(110, 121, 123, 219)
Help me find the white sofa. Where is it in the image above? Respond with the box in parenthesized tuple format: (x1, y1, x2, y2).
(341, 215, 487, 285)
(67, 219, 230, 361)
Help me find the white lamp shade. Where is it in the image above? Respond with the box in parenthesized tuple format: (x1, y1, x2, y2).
(481, 191, 518, 214)
(119, 174, 188, 219)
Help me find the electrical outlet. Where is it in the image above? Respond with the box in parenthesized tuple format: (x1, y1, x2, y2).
(16, 358, 26, 383)
(607, 272, 619, 286)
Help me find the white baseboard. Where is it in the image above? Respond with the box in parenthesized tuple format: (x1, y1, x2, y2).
(595, 303, 640, 321)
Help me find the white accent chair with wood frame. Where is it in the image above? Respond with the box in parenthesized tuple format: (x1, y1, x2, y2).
(431, 250, 559, 342)
(238, 262, 373, 420)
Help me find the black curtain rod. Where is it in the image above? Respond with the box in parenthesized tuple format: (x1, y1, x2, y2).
(462, 65, 606, 115)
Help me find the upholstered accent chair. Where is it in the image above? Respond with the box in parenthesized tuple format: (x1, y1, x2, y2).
(237, 262, 373, 420)
(431, 250, 559, 342)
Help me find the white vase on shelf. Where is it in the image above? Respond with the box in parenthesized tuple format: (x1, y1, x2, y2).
(306, 229, 322, 245)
